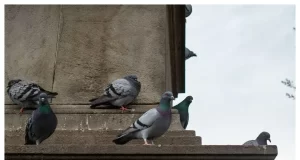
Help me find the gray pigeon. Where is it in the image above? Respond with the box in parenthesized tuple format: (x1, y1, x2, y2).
(173, 96, 193, 129)
(6, 79, 58, 114)
(185, 4, 192, 17)
(25, 92, 57, 145)
(112, 91, 174, 145)
(185, 47, 197, 60)
(89, 75, 141, 112)
(243, 131, 271, 146)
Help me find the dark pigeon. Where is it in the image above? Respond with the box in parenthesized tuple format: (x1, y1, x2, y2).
(173, 96, 193, 129)
(185, 47, 197, 60)
(25, 93, 57, 145)
(185, 4, 192, 17)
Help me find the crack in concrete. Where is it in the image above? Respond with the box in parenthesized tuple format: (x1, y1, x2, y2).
(51, 5, 63, 92)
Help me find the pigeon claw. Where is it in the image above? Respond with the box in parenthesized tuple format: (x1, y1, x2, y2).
(143, 139, 154, 145)
(19, 107, 24, 115)
(143, 143, 152, 145)
(120, 106, 128, 113)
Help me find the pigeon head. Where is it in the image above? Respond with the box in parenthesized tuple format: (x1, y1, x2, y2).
(39, 93, 49, 104)
(189, 51, 197, 58)
(124, 74, 141, 89)
(186, 96, 193, 102)
(7, 79, 21, 88)
(257, 131, 271, 144)
(158, 91, 175, 111)
(185, 4, 192, 17)
(162, 91, 175, 101)
(173, 95, 193, 110)
(124, 75, 138, 81)
(185, 48, 197, 60)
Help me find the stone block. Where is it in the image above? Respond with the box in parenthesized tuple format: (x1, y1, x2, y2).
(5, 105, 184, 131)
(6, 130, 202, 145)
(5, 145, 278, 160)
(52, 5, 168, 104)
(5, 5, 60, 104)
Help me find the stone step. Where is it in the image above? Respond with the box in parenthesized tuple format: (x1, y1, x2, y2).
(5, 130, 196, 137)
(6, 130, 200, 145)
(6, 135, 201, 145)
(5, 105, 184, 131)
(5, 104, 165, 114)
(5, 144, 278, 160)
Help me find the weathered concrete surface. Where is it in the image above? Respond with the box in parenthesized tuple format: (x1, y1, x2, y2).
(53, 5, 167, 104)
(5, 130, 196, 137)
(5, 145, 278, 160)
(6, 130, 202, 145)
(6, 135, 202, 145)
(5, 5, 60, 104)
(5, 105, 184, 131)
(5, 5, 169, 105)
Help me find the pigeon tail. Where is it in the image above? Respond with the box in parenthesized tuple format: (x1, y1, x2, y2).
(112, 134, 134, 145)
(44, 91, 58, 98)
(113, 126, 140, 145)
(89, 95, 114, 108)
(25, 131, 35, 145)
(89, 97, 98, 102)
(24, 140, 36, 145)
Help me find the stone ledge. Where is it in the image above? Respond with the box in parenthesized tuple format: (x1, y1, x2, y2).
(5, 112, 183, 131)
(5, 105, 179, 114)
(5, 145, 278, 160)
(5, 130, 196, 136)
(6, 130, 201, 145)
(6, 135, 202, 146)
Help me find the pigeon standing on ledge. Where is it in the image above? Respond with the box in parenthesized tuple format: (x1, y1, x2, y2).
(243, 131, 271, 146)
(89, 75, 141, 112)
(112, 91, 174, 145)
(25, 93, 57, 145)
(6, 79, 58, 114)
(173, 96, 193, 129)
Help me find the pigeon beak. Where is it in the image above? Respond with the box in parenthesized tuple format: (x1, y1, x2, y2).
(40, 98, 45, 102)
(268, 139, 271, 143)
(171, 96, 175, 100)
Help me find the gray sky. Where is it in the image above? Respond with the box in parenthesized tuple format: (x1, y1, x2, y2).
(174, 5, 295, 160)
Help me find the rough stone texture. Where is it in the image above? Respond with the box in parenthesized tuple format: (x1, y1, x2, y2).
(5, 5, 60, 104)
(5, 5, 168, 105)
(5, 130, 196, 137)
(6, 130, 202, 145)
(6, 135, 202, 145)
(52, 5, 167, 104)
(5, 105, 183, 131)
(5, 145, 278, 160)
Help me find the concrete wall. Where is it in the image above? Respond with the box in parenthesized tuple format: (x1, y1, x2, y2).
(5, 5, 168, 104)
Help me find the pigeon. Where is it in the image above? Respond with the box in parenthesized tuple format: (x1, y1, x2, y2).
(112, 91, 174, 145)
(89, 75, 141, 112)
(243, 131, 271, 146)
(173, 96, 193, 129)
(185, 4, 192, 17)
(24, 92, 58, 145)
(185, 47, 197, 60)
(6, 79, 58, 114)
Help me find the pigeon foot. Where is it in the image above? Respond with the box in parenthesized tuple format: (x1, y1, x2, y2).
(19, 107, 24, 115)
(120, 106, 129, 113)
